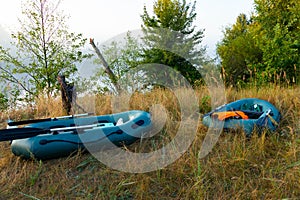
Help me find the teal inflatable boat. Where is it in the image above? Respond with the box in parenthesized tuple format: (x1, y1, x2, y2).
(202, 98, 280, 136)
(1, 110, 152, 160)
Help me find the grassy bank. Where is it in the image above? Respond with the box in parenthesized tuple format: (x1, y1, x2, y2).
(0, 85, 300, 199)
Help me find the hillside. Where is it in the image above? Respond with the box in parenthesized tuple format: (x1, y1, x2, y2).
(0, 85, 299, 199)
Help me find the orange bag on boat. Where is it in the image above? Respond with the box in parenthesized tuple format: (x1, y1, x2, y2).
(212, 111, 249, 121)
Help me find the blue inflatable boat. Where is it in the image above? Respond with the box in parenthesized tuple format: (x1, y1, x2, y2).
(202, 98, 280, 136)
(1, 110, 152, 160)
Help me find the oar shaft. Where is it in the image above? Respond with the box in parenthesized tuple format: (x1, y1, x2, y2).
(0, 122, 114, 142)
(7, 113, 94, 126)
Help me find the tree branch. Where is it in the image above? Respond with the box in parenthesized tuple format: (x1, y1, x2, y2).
(89, 38, 121, 94)
(0, 65, 34, 95)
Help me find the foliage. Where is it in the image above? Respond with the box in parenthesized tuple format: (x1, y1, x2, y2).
(0, 93, 8, 111)
(254, 0, 300, 83)
(92, 32, 143, 94)
(141, 0, 206, 85)
(217, 14, 263, 87)
(0, 0, 90, 102)
(217, 0, 300, 86)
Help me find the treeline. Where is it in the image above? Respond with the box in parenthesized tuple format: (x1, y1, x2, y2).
(217, 0, 300, 87)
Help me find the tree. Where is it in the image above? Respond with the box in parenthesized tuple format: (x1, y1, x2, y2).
(141, 0, 206, 85)
(0, 0, 90, 102)
(217, 14, 263, 87)
(217, 0, 300, 86)
(254, 0, 300, 83)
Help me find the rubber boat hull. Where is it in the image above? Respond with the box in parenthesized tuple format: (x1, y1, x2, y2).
(10, 110, 152, 160)
(202, 98, 280, 135)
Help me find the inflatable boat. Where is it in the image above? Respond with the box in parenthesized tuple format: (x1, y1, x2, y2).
(202, 98, 280, 136)
(0, 110, 152, 160)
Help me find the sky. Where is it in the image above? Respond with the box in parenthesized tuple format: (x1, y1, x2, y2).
(0, 0, 255, 57)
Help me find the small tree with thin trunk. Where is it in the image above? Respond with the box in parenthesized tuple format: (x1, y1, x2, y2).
(0, 0, 90, 102)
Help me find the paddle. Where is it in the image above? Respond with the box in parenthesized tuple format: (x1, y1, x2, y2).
(7, 113, 94, 126)
(255, 109, 278, 129)
(0, 127, 49, 141)
(0, 123, 114, 142)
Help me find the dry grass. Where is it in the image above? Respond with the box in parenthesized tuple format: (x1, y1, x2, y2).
(0, 85, 300, 199)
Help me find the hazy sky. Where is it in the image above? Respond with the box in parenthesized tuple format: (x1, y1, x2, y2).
(0, 0, 254, 56)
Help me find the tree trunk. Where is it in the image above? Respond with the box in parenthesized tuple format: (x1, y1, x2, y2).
(58, 75, 73, 115)
(89, 38, 121, 94)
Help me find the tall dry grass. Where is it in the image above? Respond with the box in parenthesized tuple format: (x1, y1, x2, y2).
(0, 85, 299, 199)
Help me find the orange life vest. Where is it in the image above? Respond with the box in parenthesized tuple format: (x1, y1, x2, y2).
(211, 111, 249, 121)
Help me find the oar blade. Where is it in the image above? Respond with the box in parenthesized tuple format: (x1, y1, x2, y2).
(0, 127, 47, 141)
